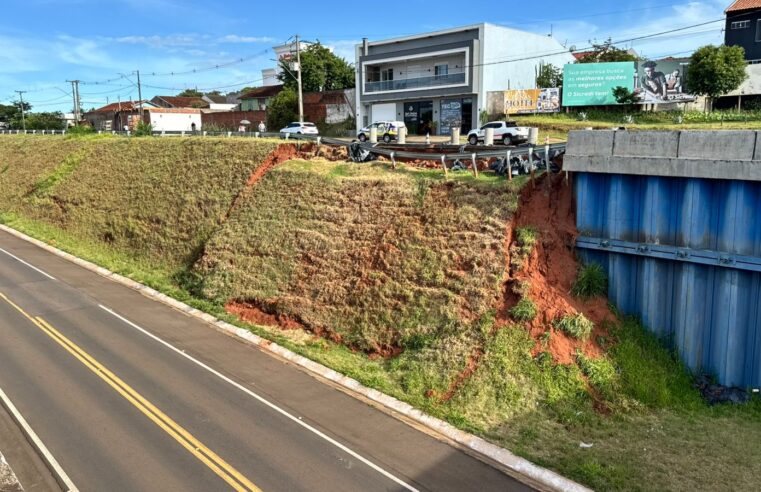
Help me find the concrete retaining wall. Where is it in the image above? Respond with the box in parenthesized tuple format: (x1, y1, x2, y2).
(565, 130, 761, 182)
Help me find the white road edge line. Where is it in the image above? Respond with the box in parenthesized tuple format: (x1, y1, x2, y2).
(0, 385, 78, 492)
(98, 304, 420, 492)
(0, 248, 56, 281)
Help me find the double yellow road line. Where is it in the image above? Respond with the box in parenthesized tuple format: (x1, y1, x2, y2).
(0, 292, 261, 492)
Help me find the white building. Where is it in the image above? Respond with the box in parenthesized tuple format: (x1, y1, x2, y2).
(261, 41, 332, 86)
(144, 108, 202, 132)
(355, 23, 575, 135)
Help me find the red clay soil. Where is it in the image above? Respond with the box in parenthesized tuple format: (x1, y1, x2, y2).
(226, 300, 306, 330)
(498, 172, 614, 364)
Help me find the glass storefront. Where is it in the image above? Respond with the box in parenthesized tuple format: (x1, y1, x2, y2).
(403, 101, 434, 135)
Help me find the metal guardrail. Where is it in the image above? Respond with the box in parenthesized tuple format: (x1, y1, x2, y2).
(0, 128, 566, 167)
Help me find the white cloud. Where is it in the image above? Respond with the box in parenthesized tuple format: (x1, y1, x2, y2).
(219, 35, 276, 44)
(109, 34, 206, 48)
(325, 40, 361, 63)
(56, 35, 112, 67)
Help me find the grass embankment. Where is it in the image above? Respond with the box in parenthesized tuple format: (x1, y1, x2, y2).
(0, 136, 759, 491)
(518, 109, 761, 142)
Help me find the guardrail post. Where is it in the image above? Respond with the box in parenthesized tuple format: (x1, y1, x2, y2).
(506, 150, 512, 182)
(390, 151, 396, 169)
(545, 137, 551, 189)
(227, 131, 232, 138)
(369, 127, 377, 143)
(471, 152, 478, 178)
(528, 146, 535, 188)
(203, 131, 208, 137)
(441, 155, 448, 179)
(181, 131, 186, 138)
(397, 127, 406, 144)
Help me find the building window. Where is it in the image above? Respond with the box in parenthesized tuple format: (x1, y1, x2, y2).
(382, 68, 393, 81)
(435, 64, 449, 78)
(757, 19, 761, 42)
(731, 20, 750, 29)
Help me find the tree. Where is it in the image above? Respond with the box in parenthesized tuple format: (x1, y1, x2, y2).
(278, 42, 355, 92)
(578, 39, 639, 63)
(177, 88, 203, 97)
(687, 45, 747, 110)
(536, 63, 563, 88)
(266, 88, 298, 131)
(612, 86, 639, 105)
(23, 112, 66, 130)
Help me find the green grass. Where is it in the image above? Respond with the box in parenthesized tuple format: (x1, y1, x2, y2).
(555, 313, 595, 341)
(572, 263, 608, 299)
(509, 298, 537, 322)
(517, 110, 761, 142)
(1, 136, 760, 491)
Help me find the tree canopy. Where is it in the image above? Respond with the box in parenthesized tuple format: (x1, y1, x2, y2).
(176, 88, 203, 97)
(687, 45, 747, 101)
(578, 39, 638, 63)
(536, 63, 563, 88)
(266, 88, 298, 131)
(278, 42, 355, 92)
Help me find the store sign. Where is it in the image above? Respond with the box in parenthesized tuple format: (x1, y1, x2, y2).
(440, 100, 462, 135)
(503, 89, 560, 114)
(562, 62, 636, 106)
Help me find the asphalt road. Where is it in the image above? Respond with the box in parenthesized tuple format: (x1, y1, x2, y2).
(0, 230, 534, 492)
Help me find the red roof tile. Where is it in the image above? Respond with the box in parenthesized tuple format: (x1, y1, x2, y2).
(726, 0, 761, 13)
(89, 101, 145, 113)
(240, 85, 284, 99)
(153, 96, 209, 108)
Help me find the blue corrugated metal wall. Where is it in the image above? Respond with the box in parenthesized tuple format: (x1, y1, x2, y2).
(575, 173, 761, 388)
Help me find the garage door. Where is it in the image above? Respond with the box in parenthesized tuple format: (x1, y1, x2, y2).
(371, 103, 396, 122)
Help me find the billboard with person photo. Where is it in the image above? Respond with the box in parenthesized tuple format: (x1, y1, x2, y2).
(635, 59, 695, 104)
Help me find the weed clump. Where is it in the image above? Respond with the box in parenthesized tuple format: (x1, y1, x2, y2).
(510, 227, 537, 271)
(572, 263, 607, 299)
(510, 298, 537, 322)
(555, 313, 594, 340)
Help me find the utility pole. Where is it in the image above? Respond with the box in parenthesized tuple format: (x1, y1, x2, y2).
(295, 35, 304, 123)
(136, 70, 144, 116)
(14, 91, 27, 131)
(66, 80, 81, 125)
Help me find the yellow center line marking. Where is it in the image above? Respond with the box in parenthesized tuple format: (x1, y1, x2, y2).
(0, 292, 261, 492)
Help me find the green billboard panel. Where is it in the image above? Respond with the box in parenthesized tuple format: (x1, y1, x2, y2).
(562, 62, 636, 106)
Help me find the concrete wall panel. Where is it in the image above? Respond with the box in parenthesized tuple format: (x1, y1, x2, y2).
(678, 130, 756, 161)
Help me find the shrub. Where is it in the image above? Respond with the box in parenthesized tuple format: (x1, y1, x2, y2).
(134, 121, 153, 137)
(510, 298, 537, 322)
(572, 263, 607, 299)
(555, 313, 594, 340)
(66, 125, 95, 136)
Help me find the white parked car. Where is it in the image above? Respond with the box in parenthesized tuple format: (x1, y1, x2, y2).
(280, 121, 319, 135)
(467, 121, 530, 146)
(357, 121, 406, 143)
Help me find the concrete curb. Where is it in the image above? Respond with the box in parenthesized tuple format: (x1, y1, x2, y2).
(0, 223, 590, 492)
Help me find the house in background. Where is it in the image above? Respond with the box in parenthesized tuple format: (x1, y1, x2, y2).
(355, 23, 575, 135)
(725, 0, 761, 61)
(261, 40, 316, 86)
(239, 85, 283, 111)
(83, 101, 157, 131)
(202, 94, 239, 111)
(150, 95, 209, 109)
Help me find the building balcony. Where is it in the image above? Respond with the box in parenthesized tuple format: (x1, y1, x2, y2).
(365, 72, 466, 93)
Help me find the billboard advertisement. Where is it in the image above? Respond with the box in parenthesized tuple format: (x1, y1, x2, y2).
(562, 62, 636, 106)
(503, 88, 560, 114)
(635, 59, 695, 104)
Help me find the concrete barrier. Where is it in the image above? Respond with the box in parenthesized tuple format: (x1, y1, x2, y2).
(613, 131, 680, 158)
(678, 131, 755, 161)
(566, 130, 615, 157)
(565, 130, 761, 182)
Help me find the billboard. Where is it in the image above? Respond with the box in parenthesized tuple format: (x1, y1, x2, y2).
(562, 62, 636, 106)
(635, 59, 695, 104)
(503, 88, 560, 114)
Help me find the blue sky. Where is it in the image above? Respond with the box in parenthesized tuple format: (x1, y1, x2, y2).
(1, 0, 729, 112)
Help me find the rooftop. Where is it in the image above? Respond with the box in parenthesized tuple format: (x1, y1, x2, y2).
(726, 0, 761, 13)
